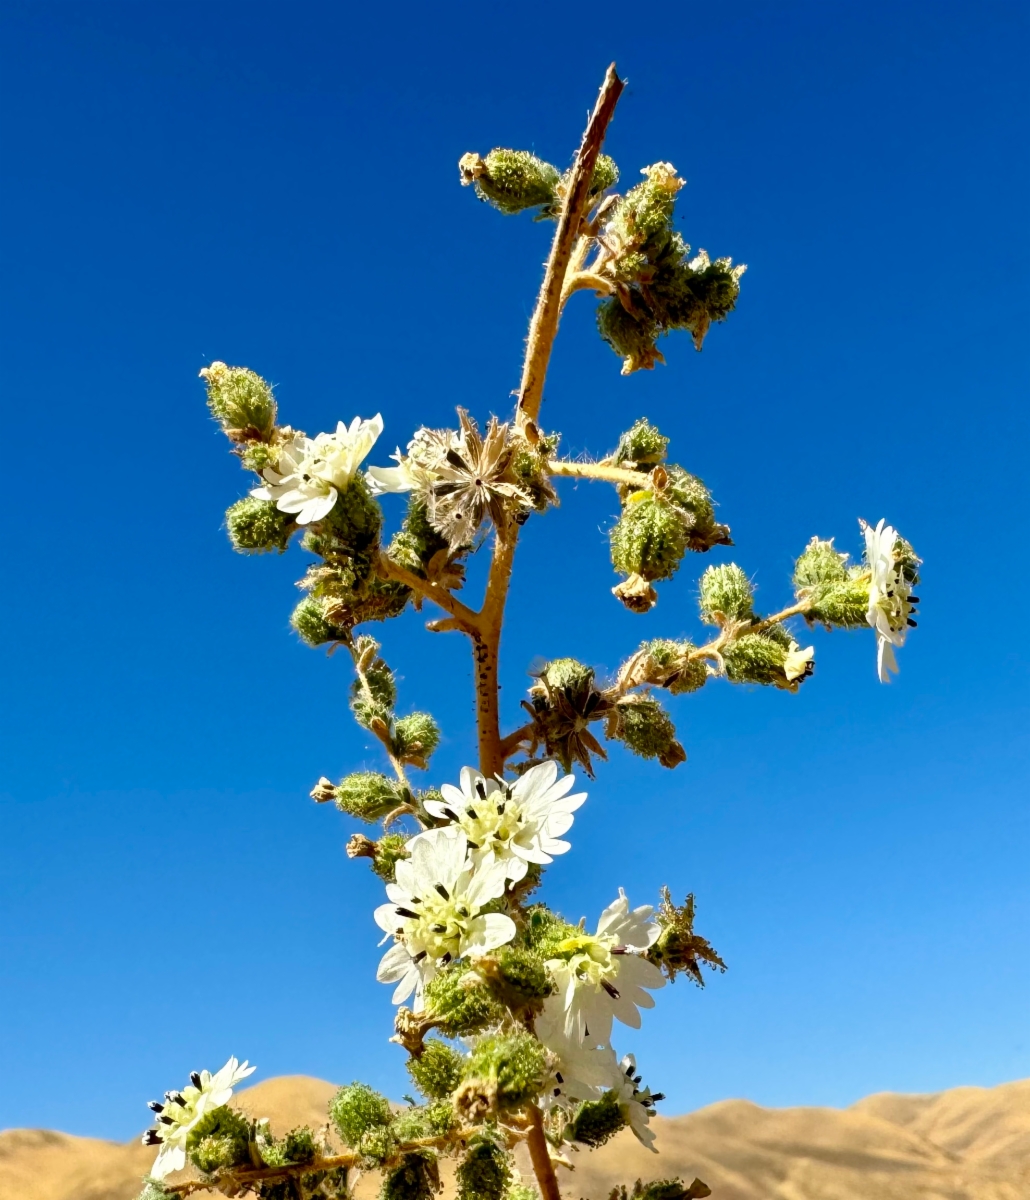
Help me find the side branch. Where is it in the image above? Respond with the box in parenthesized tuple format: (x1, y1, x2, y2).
(516, 64, 625, 428)
(546, 458, 652, 488)
(378, 551, 481, 633)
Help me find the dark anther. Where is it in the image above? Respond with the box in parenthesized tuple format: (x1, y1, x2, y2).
(907, 618, 918, 627)
(466, 841, 480, 850)
(475, 779, 487, 799)
(633, 1074, 642, 1085)
(441, 952, 452, 964)
(190, 1072, 203, 1089)
(431, 923, 447, 934)
(602, 979, 621, 999)
(554, 1087, 562, 1096)
(456, 906, 468, 917)
(651, 1092, 665, 1102)
(148, 1101, 164, 1113)
(435, 883, 450, 900)
(443, 808, 459, 822)
(412, 950, 427, 963)
(143, 1130, 162, 1145)
(909, 596, 920, 604)
(555, 1072, 564, 1084)
(395, 907, 420, 920)
(496, 802, 505, 815)
(625, 1063, 634, 1077)
(159, 1114, 174, 1124)
(466, 807, 478, 820)
(611, 945, 629, 955)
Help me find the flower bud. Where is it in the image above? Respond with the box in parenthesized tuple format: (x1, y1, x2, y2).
(567, 1091, 626, 1147)
(597, 297, 663, 375)
(370, 832, 410, 882)
(793, 537, 848, 591)
(322, 475, 382, 550)
(257, 1125, 317, 1167)
(638, 639, 708, 694)
(382, 1151, 442, 1200)
(611, 491, 688, 583)
(407, 1038, 466, 1101)
(333, 772, 404, 822)
(291, 596, 347, 647)
(613, 418, 669, 467)
(393, 712, 441, 768)
(329, 1083, 393, 1150)
(459, 148, 561, 215)
(474, 945, 554, 1011)
(185, 1106, 251, 1174)
(456, 1138, 512, 1200)
(199, 361, 276, 441)
(610, 698, 685, 768)
(225, 496, 295, 554)
(698, 563, 755, 624)
(724, 631, 813, 691)
(423, 963, 504, 1037)
(391, 1102, 454, 1143)
(455, 1032, 547, 1121)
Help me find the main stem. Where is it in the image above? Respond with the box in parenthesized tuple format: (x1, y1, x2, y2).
(526, 1104, 563, 1200)
(473, 64, 625, 804)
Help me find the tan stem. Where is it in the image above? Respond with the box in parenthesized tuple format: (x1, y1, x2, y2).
(162, 1136, 453, 1196)
(559, 269, 615, 307)
(499, 721, 534, 759)
(377, 550, 481, 633)
(516, 64, 624, 429)
(526, 1104, 563, 1200)
(683, 600, 816, 665)
(474, 531, 518, 776)
(546, 458, 652, 487)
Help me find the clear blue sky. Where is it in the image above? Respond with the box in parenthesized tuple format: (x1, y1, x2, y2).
(1, 1, 1027, 1141)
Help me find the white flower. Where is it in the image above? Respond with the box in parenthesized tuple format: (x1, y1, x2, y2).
(423, 761, 586, 882)
(374, 828, 516, 1010)
(252, 414, 383, 524)
(609, 1054, 662, 1152)
(536, 1011, 620, 1111)
(861, 518, 918, 683)
(366, 427, 455, 495)
(143, 1057, 256, 1179)
(783, 640, 815, 683)
(541, 889, 665, 1047)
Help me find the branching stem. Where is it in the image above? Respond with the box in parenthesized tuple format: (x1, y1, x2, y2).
(546, 458, 652, 488)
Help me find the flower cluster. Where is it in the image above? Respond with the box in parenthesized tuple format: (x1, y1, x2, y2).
(253, 415, 384, 525)
(142, 1057, 255, 1178)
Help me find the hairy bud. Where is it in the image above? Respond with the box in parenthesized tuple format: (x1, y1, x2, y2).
(455, 1032, 547, 1121)
(257, 1124, 317, 1168)
(609, 697, 686, 768)
(456, 1137, 512, 1200)
(329, 1083, 393, 1154)
(291, 596, 348, 647)
(382, 1150, 442, 1200)
(225, 496, 295, 554)
(459, 148, 560, 215)
(613, 418, 669, 467)
(334, 772, 404, 822)
(200, 361, 276, 441)
(724, 631, 813, 691)
(407, 1038, 466, 1101)
(393, 712, 441, 768)
(423, 963, 504, 1037)
(699, 563, 755, 624)
(185, 1106, 251, 1174)
(568, 1090, 626, 1147)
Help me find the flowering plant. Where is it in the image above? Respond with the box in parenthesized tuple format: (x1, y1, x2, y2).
(140, 65, 921, 1200)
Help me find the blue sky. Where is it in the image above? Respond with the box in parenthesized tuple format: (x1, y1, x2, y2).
(1, 0, 1027, 1141)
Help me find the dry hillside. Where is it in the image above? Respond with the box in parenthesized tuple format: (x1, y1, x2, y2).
(2, 1075, 1027, 1200)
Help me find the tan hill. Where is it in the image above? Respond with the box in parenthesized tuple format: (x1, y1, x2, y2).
(2, 1075, 1028, 1200)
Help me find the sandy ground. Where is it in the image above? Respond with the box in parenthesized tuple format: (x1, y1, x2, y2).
(2, 1074, 1028, 1200)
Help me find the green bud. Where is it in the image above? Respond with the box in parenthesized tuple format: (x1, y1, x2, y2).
(393, 713, 441, 767)
(423, 962, 504, 1037)
(555, 153, 620, 213)
(611, 490, 688, 583)
(614, 418, 669, 467)
(663, 468, 728, 552)
(382, 1150, 442, 1200)
(388, 498, 455, 576)
(350, 656, 397, 729)
(200, 361, 276, 440)
(510, 438, 559, 513)
(406, 1038, 466, 1100)
(724, 632, 799, 688)
(699, 563, 755, 624)
(793, 537, 849, 591)
(185, 1105, 251, 1173)
(611, 162, 683, 244)
(372, 832, 411, 881)
(611, 698, 686, 768)
(809, 576, 870, 628)
(460, 148, 561, 215)
(639, 639, 709, 694)
(456, 1138, 512, 1200)
(136, 1181, 175, 1200)
(291, 596, 347, 647)
(330, 1083, 393, 1149)
(522, 905, 581, 959)
(456, 1031, 547, 1120)
(334, 772, 404, 823)
(567, 1090, 626, 1147)
(258, 1125, 318, 1167)
(649, 253, 744, 350)
(240, 441, 277, 473)
(322, 476, 382, 549)
(226, 496, 295, 554)
(391, 1101, 454, 1142)
(597, 296, 663, 375)
(475, 944, 554, 1010)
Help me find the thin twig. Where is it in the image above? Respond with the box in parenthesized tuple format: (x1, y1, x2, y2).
(377, 550, 481, 633)
(516, 64, 625, 429)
